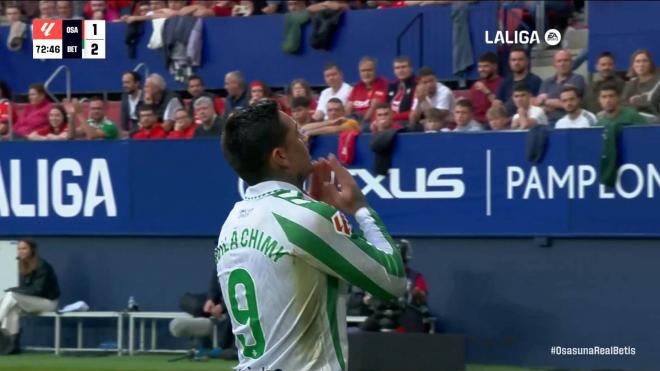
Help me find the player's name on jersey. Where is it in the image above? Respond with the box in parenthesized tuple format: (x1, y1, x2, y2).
(33, 19, 105, 59)
(215, 228, 287, 263)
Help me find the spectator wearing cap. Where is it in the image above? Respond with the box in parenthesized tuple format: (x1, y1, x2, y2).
(168, 108, 196, 139)
(132, 104, 167, 139)
(13, 83, 52, 139)
(194, 96, 223, 138)
(494, 46, 542, 116)
(555, 85, 597, 129)
(536, 50, 586, 124)
(469, 52, 502, 125)
(511, 83, 548, 130)
(224, 71, 249, 118)
(249, 81, 276, 106)
(346, 57, 388, 124)
(409, 66, 455, 129)
(313, 63, 352, 121)
(301, 98, 360, 137)
(387, 56, 416, 125)
(142, 73, 183, 132)
(584, 52, 625, 114)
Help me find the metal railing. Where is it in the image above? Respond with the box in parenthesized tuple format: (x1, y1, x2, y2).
(133, 62, 149, 79)
(44, 65, 72, 104)
(396, 13, 424, 68)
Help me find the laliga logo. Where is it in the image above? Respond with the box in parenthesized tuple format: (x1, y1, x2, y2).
(237, 167, 465, 200)
(41, 22, 56, 37)
(485, 28, 561, 46)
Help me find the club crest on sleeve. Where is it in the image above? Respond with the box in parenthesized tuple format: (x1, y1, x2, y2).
(332, 211, 352, 237)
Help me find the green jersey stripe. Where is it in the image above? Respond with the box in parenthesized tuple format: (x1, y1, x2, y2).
(274, 196, 404, 277)
(273, 213, 398, 300)
(326, 276, 346, 371)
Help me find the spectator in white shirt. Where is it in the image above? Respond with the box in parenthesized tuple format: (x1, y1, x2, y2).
(511, 83, 548, 130)
(409, 66, 455, 130)
(555, 85, 598, 129)
(312, 62, 352, 121)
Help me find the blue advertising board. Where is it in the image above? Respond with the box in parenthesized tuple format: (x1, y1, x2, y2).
(0, 127, 658, 236)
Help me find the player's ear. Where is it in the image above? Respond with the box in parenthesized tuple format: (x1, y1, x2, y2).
(271, 146, 291, 170)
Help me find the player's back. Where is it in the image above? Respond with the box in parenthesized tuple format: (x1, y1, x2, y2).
(216, 183, 346, 370)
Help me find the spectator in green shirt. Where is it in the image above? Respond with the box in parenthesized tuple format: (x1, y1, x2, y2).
(65, 96, 119, 139)
(597, 82, 648, 126)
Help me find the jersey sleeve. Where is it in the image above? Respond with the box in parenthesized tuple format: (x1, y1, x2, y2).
(272, 194, 406, 301)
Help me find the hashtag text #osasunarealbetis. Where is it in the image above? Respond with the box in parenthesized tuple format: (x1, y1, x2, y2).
(550, 346, 636, 356)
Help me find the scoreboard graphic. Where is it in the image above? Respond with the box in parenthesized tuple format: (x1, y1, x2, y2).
(33, 20, 105, 59)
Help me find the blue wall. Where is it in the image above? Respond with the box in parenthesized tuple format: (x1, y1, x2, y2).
(20, 235, 660, 369)
(588, 1, 660, 71)
(0, 3, 497, 95)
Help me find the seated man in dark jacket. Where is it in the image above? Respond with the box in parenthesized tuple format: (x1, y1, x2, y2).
(0, 239, 60, 355)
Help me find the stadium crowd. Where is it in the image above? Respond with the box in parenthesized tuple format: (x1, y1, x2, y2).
(0, 0, 656, 143)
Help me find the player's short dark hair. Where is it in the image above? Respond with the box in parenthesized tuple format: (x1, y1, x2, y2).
(324, 62, 341, 72)
(417, 66, 436, 79)
(222, 100, 290, 186)
(327, 97, 343, 106)
(123, 71, 141, 84)
(512, 82, 531, 94)
(597, 51, 615, 63)
(560, 85, 581, 98)
(188, 75, 204, 85)
(456, 99, 474, 111)
(599, 81, 621, 96)
(478, 52, 498, 64)
(291, 96, 311, 110)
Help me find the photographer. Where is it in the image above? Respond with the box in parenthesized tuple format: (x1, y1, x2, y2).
(360, 239, 430, 333)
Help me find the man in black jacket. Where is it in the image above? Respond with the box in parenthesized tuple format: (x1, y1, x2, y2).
(0, 239, 60, 355)
(387, 56, 416, 127)
(120, 71, 143, 134)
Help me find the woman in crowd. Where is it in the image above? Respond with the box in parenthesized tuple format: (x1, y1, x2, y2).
(13, 84, 52, 139)
(285, 79, 317, 114)
(27, 105, 70, 141)
(622, 49, 660, 121)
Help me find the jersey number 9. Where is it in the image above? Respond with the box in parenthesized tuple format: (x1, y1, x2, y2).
(228, 269, 266, 359)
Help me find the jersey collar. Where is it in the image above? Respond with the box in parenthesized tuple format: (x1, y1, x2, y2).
(245, 181, 302, 199)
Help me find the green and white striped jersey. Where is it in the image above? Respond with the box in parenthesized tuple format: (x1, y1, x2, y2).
(215, 181, 405, 371)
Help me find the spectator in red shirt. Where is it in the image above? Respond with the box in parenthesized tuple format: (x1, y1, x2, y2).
(132, 105, 167, 139)
(27, 105, 69, 141)
(0, 81, 18, 139)
(168, 108, 195, 139)
(370, 102, 403, 133)
(346, 56, 388, 124)
(286, 79, 317, 114)
(14, 84, 53, 139)
(387, 55, 416, 125)
(469, 52, 502, 125)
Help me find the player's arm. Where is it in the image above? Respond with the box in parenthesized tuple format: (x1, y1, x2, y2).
(274, 155, 406, 300)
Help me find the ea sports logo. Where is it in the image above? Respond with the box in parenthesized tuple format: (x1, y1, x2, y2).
(544, 29, 561, 46)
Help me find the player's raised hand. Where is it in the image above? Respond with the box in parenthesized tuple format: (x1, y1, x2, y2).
(321, 154, 368, 216)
